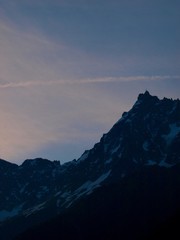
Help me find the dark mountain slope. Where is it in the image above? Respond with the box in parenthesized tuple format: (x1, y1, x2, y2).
(16, 164, 180, 240)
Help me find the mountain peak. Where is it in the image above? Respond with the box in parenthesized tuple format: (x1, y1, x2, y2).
(138, 90, 153, 100)
(135, 91, 160, 107)
(144, 90, 150, 95)
(20, 158, 59, 168)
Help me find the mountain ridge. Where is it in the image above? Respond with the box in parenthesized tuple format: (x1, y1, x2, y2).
(0, 91, 180, 239)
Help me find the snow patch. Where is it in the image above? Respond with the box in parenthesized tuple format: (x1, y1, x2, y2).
(41, 186, 49, 192)
(159, 160, 174, 168)
(78, 151, 89, 162)
(64, 171, 111, 208)
(143, 141, 149, 151)
(75, 170, 111, 196)
(104, 143, 109, 153)
(105, 158, 112, 164)
(145, 160, 157, 166)
(20, 183, 29, 194)
(125, 119, 132, 123)
(115, 112, 129, 124)
(54, 191, 62, 197)
(0, 205, 23, 221)
(163, 124, 180, 145)
(111, 142, 121, 154)
(60, 191, 71, 199)
(133, 100, 142, 107)
(133, 159, 138, 164)
(23, 202, 46, 217)
(118, 152, 122, 158)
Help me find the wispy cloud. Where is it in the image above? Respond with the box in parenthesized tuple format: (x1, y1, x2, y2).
(0, 75, 179, 89)
(1, 13, 179, 87)
(0, 16, 96, 84)
(80, 75, 180, 83)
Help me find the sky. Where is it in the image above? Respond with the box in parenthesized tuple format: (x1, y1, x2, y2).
(0, 0, 180, 165)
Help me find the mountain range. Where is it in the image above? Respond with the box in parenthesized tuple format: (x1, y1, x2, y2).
(0, 91, 180, 239)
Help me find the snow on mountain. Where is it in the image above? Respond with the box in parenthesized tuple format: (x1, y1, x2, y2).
(0, 91, 179, 230)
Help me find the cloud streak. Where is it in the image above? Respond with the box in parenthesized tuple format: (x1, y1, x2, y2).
(0, 75, 179, 89)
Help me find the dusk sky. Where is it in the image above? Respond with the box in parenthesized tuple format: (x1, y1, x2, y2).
(0, 0, 180, 164)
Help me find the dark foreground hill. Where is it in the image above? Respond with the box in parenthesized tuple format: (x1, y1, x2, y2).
(16, 164, 180, 240)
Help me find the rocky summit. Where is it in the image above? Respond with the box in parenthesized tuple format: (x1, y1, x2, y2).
(0, 91, 180, 239)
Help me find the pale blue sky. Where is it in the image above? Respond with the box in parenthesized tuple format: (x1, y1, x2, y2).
(0, 0, 179, 164)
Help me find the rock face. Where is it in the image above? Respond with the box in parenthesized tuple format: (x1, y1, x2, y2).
(0, 91, 180, 239)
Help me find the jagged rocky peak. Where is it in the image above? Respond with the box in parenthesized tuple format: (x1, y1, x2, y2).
(90, 91, 180, 171)
(135, 90, 158, 106)
(138, 90, 151, 99)
(21, 158, 60, 168)
(113, 91, 158, 124)
(137, 90, 179, 105)
(124, 90, 180, 122)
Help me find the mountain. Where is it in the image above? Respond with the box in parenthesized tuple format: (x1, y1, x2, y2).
(15, 164, 180, 240)
(0, 91, 180, 239)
